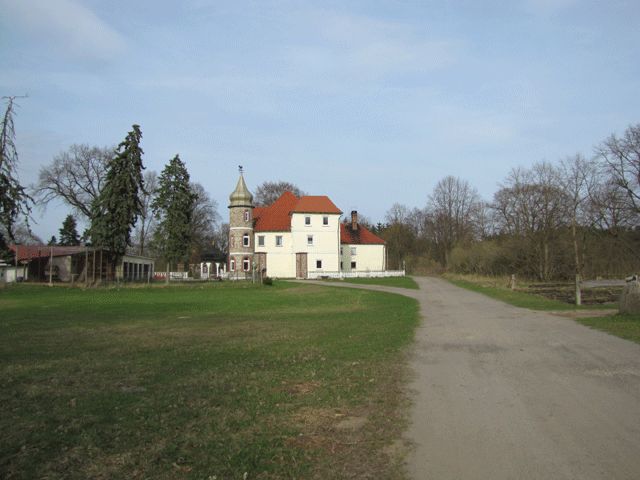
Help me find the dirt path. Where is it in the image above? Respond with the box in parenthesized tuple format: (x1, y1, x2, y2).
(302, 277, 640, 479)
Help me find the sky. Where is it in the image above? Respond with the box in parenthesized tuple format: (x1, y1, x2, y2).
(1, 0, 639, 240)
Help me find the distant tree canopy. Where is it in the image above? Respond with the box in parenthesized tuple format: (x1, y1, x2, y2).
(90, 125, 145, 257)
(376, 122, 640, 279)
(254, 181, 305, 206)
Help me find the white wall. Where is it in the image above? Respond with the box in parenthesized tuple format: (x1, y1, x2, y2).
(254, 231, 295, 277)
(291, 213, 341, 274)
(341, 244, 386, 272)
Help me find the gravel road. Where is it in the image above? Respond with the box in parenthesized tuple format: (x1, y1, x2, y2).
(304, 277, 640, 479)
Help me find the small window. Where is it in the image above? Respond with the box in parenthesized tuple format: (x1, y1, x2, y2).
(244, 210, 250, 222)
(323, 216, 328, 225)
(258, 235, 265, 247)
(243, 258, 251, 271)
(350, 247, 357, 256)
(243, 234, 250, 247)
(340, 247, 343, 255)
(316, 260, 322, 269)
(305, 216, 311, 225)
(230, 259, 235, 271)
(351, 261, 356, 269)
(307, 235, 313, 246)
(340, 261, 343, 270)
(276, 235, 283, 247)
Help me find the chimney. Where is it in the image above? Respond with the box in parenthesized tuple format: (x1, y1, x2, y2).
(351, 210, 358, 231)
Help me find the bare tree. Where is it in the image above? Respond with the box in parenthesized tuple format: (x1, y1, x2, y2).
(188, 182, 221, 261)
(254, 180, 305, 206)
(426, 176, 480, 267)
(34, 144, 113, 220)
(492, 163, 568, 280)
(594, 123, 640, 222)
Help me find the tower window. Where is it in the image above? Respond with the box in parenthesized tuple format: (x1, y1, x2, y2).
(243, 258, 251, 271)
(305, 216, 311, 225)
(244, 210, 250, 222)
(230, 259, 235, 271)
(243, 234, 250, 247)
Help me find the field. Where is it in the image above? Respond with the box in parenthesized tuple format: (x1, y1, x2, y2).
(0, 282, 419, 479)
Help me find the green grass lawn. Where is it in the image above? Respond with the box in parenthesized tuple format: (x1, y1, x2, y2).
(335, 276, 419, 290)
(0, 282, 419, 479)
(444, 275, 613, 311)
(575, 314, 640, 344)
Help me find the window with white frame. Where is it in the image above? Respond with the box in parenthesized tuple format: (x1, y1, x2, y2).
(230, 259, 235, 271)
(323, 216, 328, 225)
(307, 235, 313, 246)
(243, 258, 251, 271)
(275, 235, 283, 247)
(350, 247, 357, 256)
(243, 234, 250, 247)
(316, 260, 322, 269)
(244, 210, 250, 222)
(258, 235, 265, 247)
(305, 216, 311, 225)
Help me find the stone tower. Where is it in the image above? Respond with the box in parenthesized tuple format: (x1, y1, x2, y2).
(228, 167, 254, 278)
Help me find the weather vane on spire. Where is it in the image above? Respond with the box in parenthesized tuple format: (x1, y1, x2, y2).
(238, 165, 243, 174)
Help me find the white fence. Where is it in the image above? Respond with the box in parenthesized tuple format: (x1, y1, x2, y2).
(307, 270, 405, 280)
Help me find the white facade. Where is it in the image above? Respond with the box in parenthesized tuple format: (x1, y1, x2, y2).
(340, 244, 386, 273)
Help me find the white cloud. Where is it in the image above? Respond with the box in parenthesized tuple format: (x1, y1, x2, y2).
(0, 0, 126, 61)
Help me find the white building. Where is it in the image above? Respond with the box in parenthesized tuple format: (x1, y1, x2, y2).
(227, 171, 391, 279)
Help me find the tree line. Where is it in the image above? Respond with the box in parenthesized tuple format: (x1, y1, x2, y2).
(375, 123, 640, 281)
(0, 97, 225, 271)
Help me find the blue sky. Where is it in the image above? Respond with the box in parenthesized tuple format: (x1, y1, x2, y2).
(1, 0, 639, 239)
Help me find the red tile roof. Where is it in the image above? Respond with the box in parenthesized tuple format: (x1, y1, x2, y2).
(254, 192, 343, 232)
(253, 191, 299, 232)
(340, 223, 385, 245)
(9, 245, 88, 262)
(292, 196, 342, 214)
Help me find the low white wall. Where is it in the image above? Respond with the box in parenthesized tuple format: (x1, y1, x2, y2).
(307, 270, 405, 279)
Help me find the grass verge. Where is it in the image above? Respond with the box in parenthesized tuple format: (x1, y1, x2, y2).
(0, 282, 419, 479)
(575, 313, 640, 344)
(330, 276, 419, 290)
(443, 274, 613, 311)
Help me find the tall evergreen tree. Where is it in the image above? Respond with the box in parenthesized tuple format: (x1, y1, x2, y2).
(1, 96, 31, 239)
(152, 155, 196, 267)
(90, 125, 145, 258)
(47, 235, 57, 246)
(58, 214, 80, 246)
